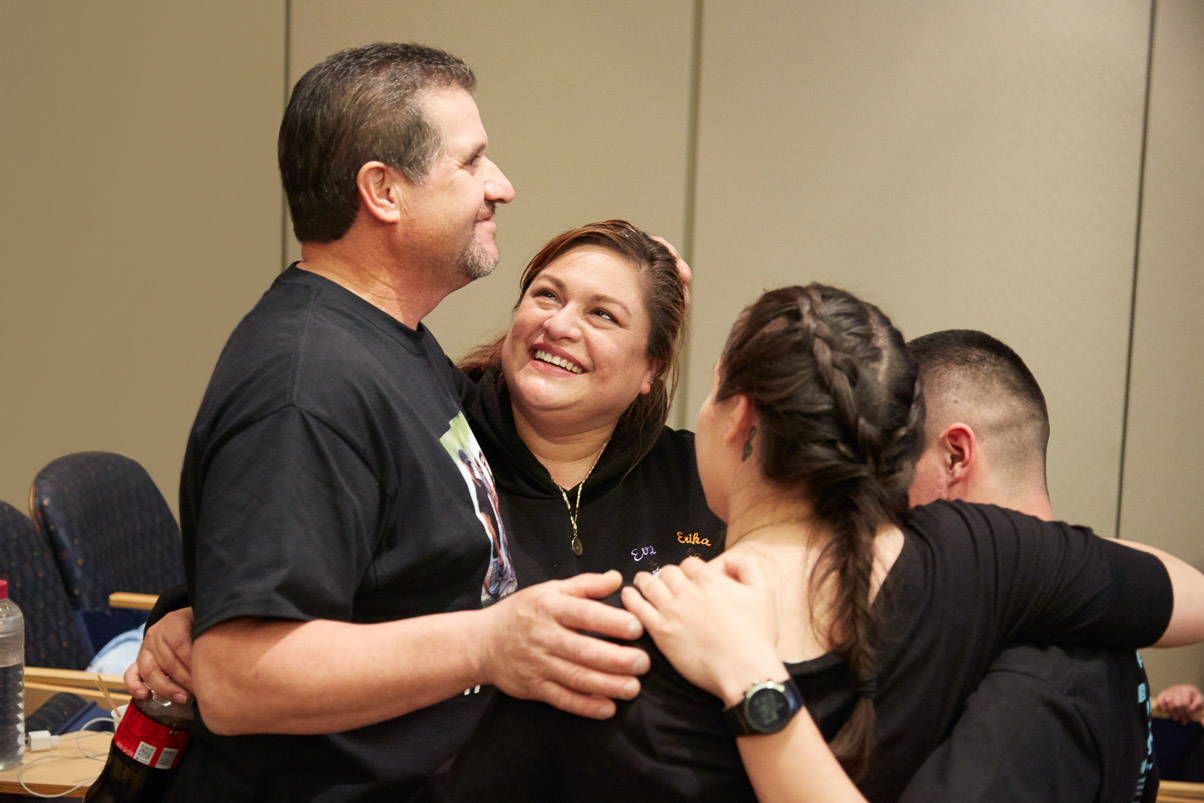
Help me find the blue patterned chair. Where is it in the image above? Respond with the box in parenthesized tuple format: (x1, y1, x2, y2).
(0, 500, 92, 669)
(29, 452, 185, 655)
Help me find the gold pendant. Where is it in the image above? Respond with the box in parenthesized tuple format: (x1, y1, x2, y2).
(571, 535, 583, 557)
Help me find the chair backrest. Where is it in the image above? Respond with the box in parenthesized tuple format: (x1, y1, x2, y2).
(29, 452, 184, 653)
(0, 501, 93, 669)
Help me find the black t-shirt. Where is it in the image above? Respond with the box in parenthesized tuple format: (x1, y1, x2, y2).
(438, 501, 1173, 802)
(899, 644, 1157, 802)
(171, 266, 512, 802)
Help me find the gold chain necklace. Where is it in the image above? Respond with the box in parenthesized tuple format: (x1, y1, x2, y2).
(555, 439, 610, 557)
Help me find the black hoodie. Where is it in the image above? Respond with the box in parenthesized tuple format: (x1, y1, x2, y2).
(456, 365, 724, 589)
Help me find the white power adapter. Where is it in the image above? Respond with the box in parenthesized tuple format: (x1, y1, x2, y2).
(26, 730, 60, 752)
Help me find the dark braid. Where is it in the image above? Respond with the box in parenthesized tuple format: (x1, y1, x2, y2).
(717, 284, 925, 779)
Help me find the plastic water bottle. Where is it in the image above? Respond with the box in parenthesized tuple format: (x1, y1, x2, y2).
(0, 579, 25, 770)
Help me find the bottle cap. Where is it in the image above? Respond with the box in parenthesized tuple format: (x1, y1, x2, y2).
(0, 580, 7, 600)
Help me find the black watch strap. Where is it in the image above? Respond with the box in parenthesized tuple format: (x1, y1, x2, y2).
(722, 678, 804, 735)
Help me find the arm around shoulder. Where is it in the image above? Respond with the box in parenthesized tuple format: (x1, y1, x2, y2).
(193, 612, 493, 735)
(194, 572, 651, 736)
(1114, 540, 1204, 647)
(622, 554, 866, 802)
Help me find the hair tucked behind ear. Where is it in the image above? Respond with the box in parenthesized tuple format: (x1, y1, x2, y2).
(717, 284, 925, 778)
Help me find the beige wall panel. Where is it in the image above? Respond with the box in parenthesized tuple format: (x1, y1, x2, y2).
(289, 0, 696, 365)
(1119, 0, 1204, 694)
(0, 2, 286, 516)
(688, 0, 1150, 538)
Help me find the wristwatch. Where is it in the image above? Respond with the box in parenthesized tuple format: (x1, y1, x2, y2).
(722, 678, 804, 735)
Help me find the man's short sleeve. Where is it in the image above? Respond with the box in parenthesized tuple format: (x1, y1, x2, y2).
(907, 502, 1175, 650)
(189, 405, 384, 635)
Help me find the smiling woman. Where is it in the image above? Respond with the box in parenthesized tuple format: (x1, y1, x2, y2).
(503, 247, 659, 463)
(461, 221, 684, 470)
(457, 220, 722, 584)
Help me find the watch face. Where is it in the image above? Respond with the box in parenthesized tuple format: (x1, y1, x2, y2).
(746, 685, 791, 732)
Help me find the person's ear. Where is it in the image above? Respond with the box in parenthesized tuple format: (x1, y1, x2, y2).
(356, 161, 403, 224)
(723, 395, 758, 461)
(941, 423, 977, 488)
(637, 359, 664, 396)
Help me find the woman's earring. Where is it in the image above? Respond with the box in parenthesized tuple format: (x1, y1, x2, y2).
(741, 426, 757, 462)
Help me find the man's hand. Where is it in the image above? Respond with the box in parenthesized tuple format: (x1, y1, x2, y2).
(124, 607, 195, 704)
(122, 572, 652, 728)
(478, 570, 650, 719)
(1155, 683, 1204, 724)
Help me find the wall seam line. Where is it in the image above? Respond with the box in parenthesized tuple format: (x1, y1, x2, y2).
(677, 0, 705, 428)
(280, 0, 292, 273)
(1116, 0, 1158, 540)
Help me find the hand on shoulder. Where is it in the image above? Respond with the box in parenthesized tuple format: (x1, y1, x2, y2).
(622, 553, 786, 705)
(478, 570, 651, 719)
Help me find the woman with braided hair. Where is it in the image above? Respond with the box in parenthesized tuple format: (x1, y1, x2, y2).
(436, 282, 1203, 801)
(621, 283, 1204, 801)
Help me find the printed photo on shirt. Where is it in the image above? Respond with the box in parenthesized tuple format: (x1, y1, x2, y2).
(440, 413, 517, 603)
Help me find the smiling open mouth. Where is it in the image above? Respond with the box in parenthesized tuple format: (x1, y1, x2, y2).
(533, 350, 583, 374)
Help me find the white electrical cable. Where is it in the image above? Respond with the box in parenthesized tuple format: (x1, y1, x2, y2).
(15, 716, 115, 798)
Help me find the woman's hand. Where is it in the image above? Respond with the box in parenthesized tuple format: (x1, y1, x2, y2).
(622, 552, 785, 705)
(625, 554, 867, 802)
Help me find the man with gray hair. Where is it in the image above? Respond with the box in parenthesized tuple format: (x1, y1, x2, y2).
(154, 43, 648, 800)
(901, 329, 1156, 802)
